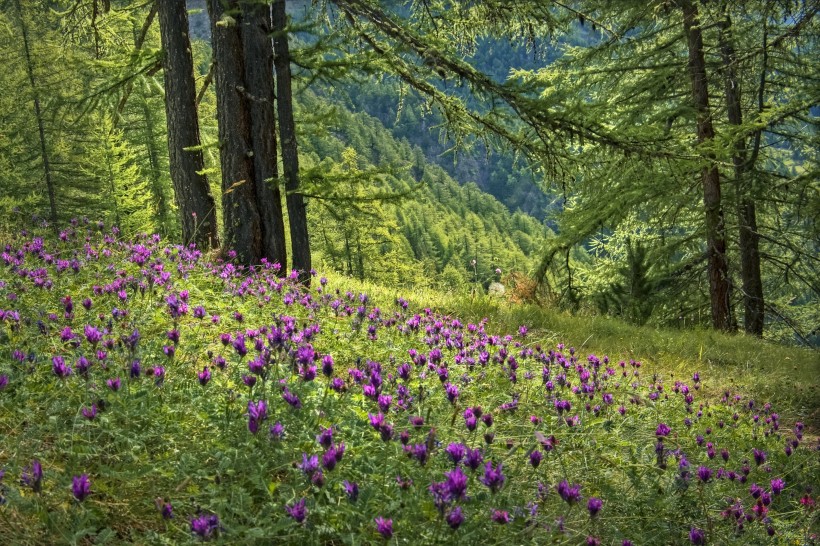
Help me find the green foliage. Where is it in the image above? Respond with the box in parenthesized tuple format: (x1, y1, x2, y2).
(0, 225, 817, 545)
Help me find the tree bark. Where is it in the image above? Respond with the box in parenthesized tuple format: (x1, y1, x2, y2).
(681, 0, 734, 332)
(14, 0, 58, 228)
(241, 1, 288, 271)
(273, 0, 312, 283)
(719, 14, 764, 337)
(157, 0, 219, 249)
(208, 0, 265, 264)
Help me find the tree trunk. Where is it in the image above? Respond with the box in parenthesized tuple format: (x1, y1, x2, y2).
(681, 0, 734, 332)
(272, 0, 312, 284)
(241, 1, 288, 271)
(157, 0, 219, 249)
(207, 0, 264, 264)
(14, 0, 58, 228)
(719, 14, 764, 337)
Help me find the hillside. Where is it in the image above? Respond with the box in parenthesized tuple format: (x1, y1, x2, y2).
(0, 225, 817, 544)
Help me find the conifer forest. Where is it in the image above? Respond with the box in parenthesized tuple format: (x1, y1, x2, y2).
(0, 1, 817, 545)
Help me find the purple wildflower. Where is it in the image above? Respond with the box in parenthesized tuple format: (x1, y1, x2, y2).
(689, 527, 706, 545)
(286, 498, 307, 523)
(444, 467, 468, 500)
(375, 516, 393, 539)
(21, 459, 43, 492)
(697, 466, 712, 483)
(446, 506, 464, 529)
(72, 474, 91, 501)
(464, 448, 484, 471)
(491, 509, 510, 524)
(587, 497, 603, 517)
(556, 480, 582, 504)
(343, 480, 359, 502)
(445, 443, 466, 466)
(480, 461, 505, 493)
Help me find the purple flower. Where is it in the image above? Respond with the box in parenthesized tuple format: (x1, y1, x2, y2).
(480, 461, 505, 493)
(72, 474, 91, 501)
(587, 497, 603, 517)
(464, 448, 484, 471)
(286, 498, 307, 523)
(21, 459, 43, 492)
(689, 527, 706, 545)
(446, 506, 464, 529)
(753, 448, 766, 465)
(52, 356, 72, 379)
(106, 377, 121, 392)
(491, 509, 510, 524)
(445, 443, 466, 466)
(270, 422, 285, 440)
(0, 374, 8, 390)
(343, 480, 359, 502)
(81, 404, 98, 420)
(317, 427, 334, 449)
(656, 423, 671, 437)
(444, 382, 459, 404)
(156, 498, 173, 519)
(198, 366, 211, 386)
(247, 400, 268, 434)
(299, 453, 319, 476)
(282, 387, 302, 409)
(770, 478, 785, 495)
(444, 467, 468, 500)
(556, 480, 582, 504)
(697, 466, 712, 483)
(375, 516, 393, 539)
(530, 450, 543, 468)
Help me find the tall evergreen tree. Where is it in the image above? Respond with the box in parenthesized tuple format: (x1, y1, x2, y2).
(273, 0, 312, 282)
(157, 0, 219, 249)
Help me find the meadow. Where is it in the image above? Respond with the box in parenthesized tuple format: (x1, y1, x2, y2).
(0, 222, 817, 545)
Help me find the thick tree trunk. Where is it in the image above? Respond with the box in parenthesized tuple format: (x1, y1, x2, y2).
(241, 1, 288, 271)
(272, 0, 312, 283)
(207, 0, 265, 264)
(682, 0, 734, 332)
(14, 0, 58, 228)
(719, 15, 765, 337)
(157, 0, 219, 249)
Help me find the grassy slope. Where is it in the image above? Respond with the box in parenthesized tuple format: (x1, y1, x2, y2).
(342, 275, 820, 431)
(0, 230, 817, 545)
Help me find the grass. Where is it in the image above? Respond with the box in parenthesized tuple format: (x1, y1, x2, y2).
(0, 224, 817, 545)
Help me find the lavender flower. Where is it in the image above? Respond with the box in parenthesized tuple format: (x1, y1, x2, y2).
(445, 443, 466, 466)
(557, 480, 582, 504)
(52, 356, 72, 379)
(491, 509, 510, 524)
(444, 467, 468, 501)
(375, 516, 393, 539)
(72, 474, 91, 501)
(480, 461, 505, 493)
(343, 480, 359, 502)
(689, 527, 706, 545)
(770, 478, 785, 495)
(446, 506, 464, 529)
(21, 459, 43, 492)
(697, 466, 712, 483)
(198, 366, 211, 386)
(530, 450, 543, 468)
(286, 498, 307, 523)
(587, 497, 603, 517)
(656, 423, 671, 437)
(247, 400, 267, 434)
(464, 448, 484, 471)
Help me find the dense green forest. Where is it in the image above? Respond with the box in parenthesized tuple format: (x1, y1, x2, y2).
(0, 0, 817, 344)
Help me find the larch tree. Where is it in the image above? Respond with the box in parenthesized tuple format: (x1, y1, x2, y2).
(157, 0, 219, 249)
